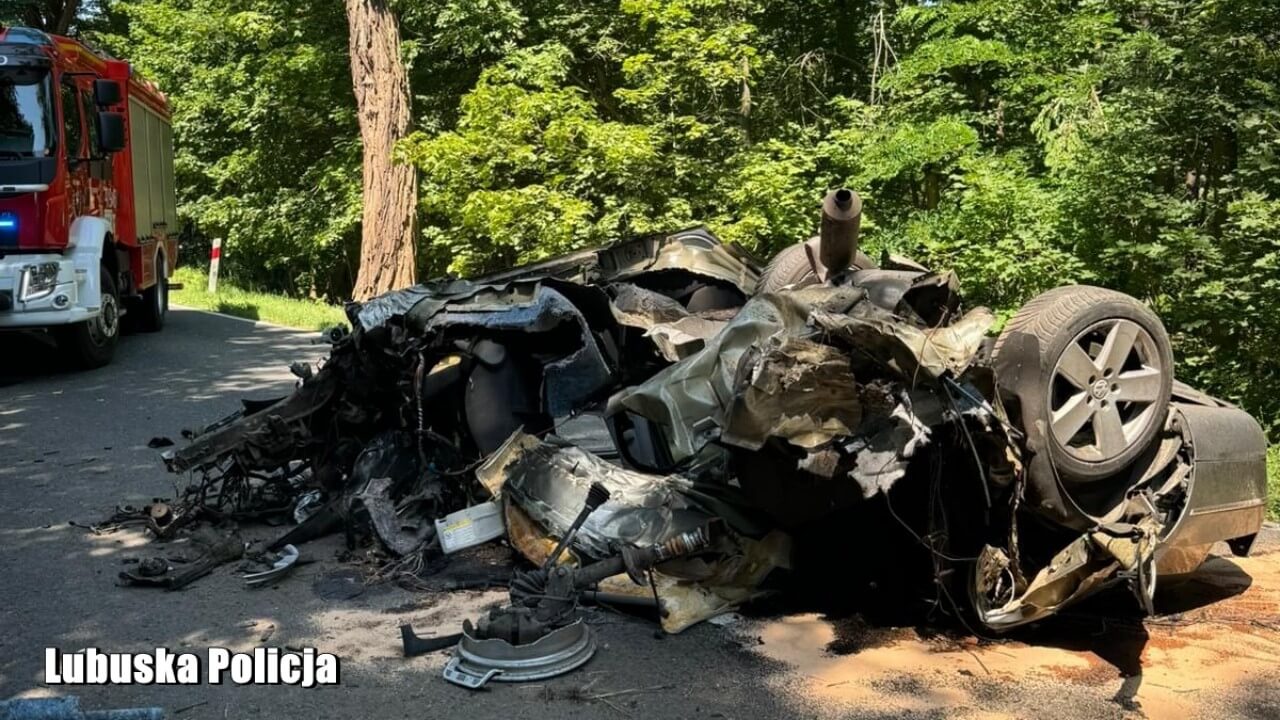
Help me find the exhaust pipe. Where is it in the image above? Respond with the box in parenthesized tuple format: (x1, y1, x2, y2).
(818, 188, 862, 277)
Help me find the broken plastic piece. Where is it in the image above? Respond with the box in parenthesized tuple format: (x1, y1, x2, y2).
(435, 501, 506, 554)
(400, 624, 463, 657)
(244, 544, 300, 587)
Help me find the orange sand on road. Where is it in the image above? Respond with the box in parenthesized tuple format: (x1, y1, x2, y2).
(750, 547, 1280, 719)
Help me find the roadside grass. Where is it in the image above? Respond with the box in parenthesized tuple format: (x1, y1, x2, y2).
(1269, 444, 1279, 521)
(168, 266, 347, 332)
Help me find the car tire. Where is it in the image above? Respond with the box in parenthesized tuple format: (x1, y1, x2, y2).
(993, 285, 1173, 483)
(58, 265, 120, 369)
(135, 253, 168, 332)
(757, 243, 819, 295)
(757, 241, 879, 294)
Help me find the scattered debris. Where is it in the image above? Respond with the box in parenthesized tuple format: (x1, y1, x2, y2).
(118, 532, 244, 591)
(312, 568, 369, 601)
(113, 189, 1268, 686)
(243, 544, 300, 587)
(400, 625, 463, 657)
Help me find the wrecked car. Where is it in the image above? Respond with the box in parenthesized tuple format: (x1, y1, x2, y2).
(133, 188, 1267, 683)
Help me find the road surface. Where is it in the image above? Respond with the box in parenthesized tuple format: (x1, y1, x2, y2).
(1, 308, 1278, 719)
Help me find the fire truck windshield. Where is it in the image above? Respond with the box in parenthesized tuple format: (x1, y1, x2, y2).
(0, 68, 55, 156)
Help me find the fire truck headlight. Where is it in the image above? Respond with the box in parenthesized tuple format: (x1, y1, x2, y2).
(18, 262, 60, 303)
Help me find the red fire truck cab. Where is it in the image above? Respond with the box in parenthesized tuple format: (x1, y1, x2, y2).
(0, 26, 178, 368)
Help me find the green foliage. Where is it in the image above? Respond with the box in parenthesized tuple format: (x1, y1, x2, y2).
(1270, 444, 1280, 521)
(96, 0, 1280, 436)
(169, 266, 347, 331)
(91, 0, 362, 299)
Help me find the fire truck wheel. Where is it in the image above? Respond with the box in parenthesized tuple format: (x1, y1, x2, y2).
(57, 266, 120, 369)
(136, 254, 168, 332)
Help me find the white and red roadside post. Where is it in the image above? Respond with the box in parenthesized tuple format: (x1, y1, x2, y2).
(208, 237, 222, 293)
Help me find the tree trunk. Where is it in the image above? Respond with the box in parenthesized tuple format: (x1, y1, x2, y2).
(22, 0, 80, 34)
(345, 0, 417, 300)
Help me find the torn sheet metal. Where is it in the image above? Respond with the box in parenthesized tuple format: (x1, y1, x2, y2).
(463, 226, 760, 293)
(844, 398, 933, 498)
(722, 337, 862, 451)
(612, 285, 865, 463)
(608, 283, 728, 361)
(478, 432, 710, 560)
(608, 283, 690, 328)
(411, 282, 612, 416)
(810, 303, 995, 381)
(646, 316, 727, 361)
(353, 285, 437, 330)
(607, 229, 760, 294)
(975, 517, 1161, 630)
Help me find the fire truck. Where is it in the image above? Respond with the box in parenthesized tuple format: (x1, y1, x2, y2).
(0, 26, 178, 368)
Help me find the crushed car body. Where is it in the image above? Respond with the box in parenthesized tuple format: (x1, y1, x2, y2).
(134, 190, 1267, 683)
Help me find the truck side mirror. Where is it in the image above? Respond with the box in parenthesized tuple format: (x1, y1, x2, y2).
(93, 79, 121, 106)
(97, 112, 126, 153)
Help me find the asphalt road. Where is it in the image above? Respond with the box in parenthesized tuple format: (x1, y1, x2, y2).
(1, 308, 1278, 719)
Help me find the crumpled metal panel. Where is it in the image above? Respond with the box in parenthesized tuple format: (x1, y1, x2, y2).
(612, 285, 864, 462)
(477, 431, 710, 560)
(975, 515, 1161, 630)
(810, 303, 995, 380)
(410, 283, 613, 417)
(355, 227, 759, 332)
(353, 285, 439, 330)
(721, 337, 862, 451)
(608, 283, 728, 361)
(609, 283, 690, 328)
(646, 316, 727, 361)
(845, 399, 932, 497)
(606, 229, 760, 294)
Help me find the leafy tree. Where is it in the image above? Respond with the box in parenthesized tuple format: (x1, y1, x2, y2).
(92, 0, 362, 298)
(75, 0, 1280, 434)
(1, 0, 81, 34)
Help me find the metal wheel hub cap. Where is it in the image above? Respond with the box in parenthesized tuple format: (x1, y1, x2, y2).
(443, 620, 597, 689)
(91, 294, 120, 345)
(1048, 318, 1163, 463)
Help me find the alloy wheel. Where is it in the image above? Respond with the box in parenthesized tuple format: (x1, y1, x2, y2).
(1047, 318, 1165, 463)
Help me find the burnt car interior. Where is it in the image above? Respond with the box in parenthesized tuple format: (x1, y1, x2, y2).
(110, 189, 1268, 688)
